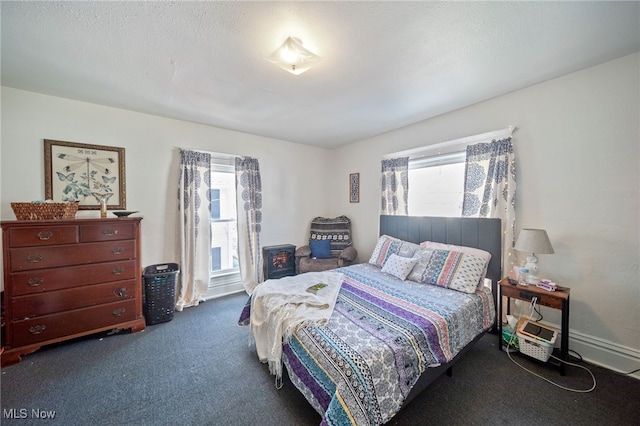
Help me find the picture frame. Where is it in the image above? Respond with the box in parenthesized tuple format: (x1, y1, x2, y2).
(349, 172, 360, 203)
(44, 139, 126, 210)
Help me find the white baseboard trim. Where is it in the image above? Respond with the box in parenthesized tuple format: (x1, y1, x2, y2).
(204, 281, 245, 300)
(568, 329, 640, 380)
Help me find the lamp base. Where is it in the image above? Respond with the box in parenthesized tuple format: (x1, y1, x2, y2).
(524, 254, 539, 284)
(526, 275, 540, 285)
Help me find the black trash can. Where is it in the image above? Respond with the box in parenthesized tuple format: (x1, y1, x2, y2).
(142, 263, 179, 325)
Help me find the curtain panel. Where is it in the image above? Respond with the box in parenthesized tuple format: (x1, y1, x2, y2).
(380, 157, 409, 215)
(176, 150, 212, 311)
(462, 138, 516, 272)
(235, 157, 263, 294)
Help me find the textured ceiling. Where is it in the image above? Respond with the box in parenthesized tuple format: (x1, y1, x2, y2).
(2, 1, 639, 148)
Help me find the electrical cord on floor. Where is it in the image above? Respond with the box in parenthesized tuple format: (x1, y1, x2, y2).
(568, 349, 583, 362)
(505, 298, 596, 393)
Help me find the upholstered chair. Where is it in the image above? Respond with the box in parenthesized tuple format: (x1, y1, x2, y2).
(295, 216, 357, 273)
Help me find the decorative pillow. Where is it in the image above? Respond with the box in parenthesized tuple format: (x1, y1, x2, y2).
(309, 239, 332, 259)
(381, 253, 418, 281)
(420, 241, 491, 288)
(369, 235, 419, 268)
(409, 249, 487, 294)
(407, 248, 435, 283)
(396, 240, 420, 258)
(368, 235, 398, 267)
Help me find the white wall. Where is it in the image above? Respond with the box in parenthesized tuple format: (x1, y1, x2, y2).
(0, 87, 331, 291)
(329, 53, 640, 375)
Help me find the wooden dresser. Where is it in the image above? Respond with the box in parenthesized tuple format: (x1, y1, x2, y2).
(1, 218, 145, 366)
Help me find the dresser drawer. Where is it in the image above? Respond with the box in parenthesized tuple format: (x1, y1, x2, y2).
(11, 279, 138, 319)
(500, 283, 565, 310)
(10, 240, 136, 271)
(11, 299, 138, 347)
(80, 222, 136, 242)
(7, 225, 78, 247)
(9, 260, 137, 296)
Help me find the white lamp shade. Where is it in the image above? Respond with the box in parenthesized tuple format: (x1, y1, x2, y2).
(267, 37, 321, 75)
(514, 229, 554, 254)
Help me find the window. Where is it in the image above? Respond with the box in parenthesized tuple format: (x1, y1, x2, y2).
(408, 152, 465, 217)
(389, 127, 513, 218)
(209, 161, 239, 286)
(211, 189, 221, 220)
(211, 247, 222, 271)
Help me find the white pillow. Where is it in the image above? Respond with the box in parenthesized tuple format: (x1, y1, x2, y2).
(381, 253, 418, 281)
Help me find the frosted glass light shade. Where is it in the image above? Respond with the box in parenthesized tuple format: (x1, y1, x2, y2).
(267, 37, 320, 75)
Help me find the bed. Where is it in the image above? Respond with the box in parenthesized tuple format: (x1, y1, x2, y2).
(240, 215, 501, 425)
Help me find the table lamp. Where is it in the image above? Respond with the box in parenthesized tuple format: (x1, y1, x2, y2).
(514, 229, 554, 284)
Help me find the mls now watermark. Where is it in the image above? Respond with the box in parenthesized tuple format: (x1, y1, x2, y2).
(3, 408, 57, 419)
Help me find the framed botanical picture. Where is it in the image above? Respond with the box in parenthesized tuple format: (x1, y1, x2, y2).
(44, 139, 126, 210)
(349, 172, 360, 203)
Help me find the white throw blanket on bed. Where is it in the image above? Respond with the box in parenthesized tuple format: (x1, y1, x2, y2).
(250, 271, 344, 381)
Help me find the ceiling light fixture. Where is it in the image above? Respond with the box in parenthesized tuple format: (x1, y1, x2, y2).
(267, 37, 320, 75)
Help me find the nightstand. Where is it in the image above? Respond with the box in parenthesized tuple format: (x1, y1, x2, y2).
(262, 244, 296, 280)
(498, 278, 571, 375)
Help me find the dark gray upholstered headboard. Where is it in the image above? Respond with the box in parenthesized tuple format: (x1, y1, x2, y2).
(379, 215, 502, 296)
(380, 215, 502, 406)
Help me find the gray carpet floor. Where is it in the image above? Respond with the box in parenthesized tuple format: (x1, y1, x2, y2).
(2, 291, 639, 425)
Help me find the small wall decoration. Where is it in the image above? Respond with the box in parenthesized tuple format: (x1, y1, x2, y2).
(349, 172, 360, 203)
(44, 139, 126, 210)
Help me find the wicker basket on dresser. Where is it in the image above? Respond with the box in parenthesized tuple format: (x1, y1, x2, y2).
(1, 218, 146, 366)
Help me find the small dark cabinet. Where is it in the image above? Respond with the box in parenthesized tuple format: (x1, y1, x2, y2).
(263, 244, 296, 280)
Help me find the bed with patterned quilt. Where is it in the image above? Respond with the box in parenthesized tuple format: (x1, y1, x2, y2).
(239, 216, 501, 425)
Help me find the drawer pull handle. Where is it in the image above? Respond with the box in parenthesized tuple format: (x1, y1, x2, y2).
(113, 308, 126, 317)
(103, 228, 119, 236)
(28, 277, 45, 286)
(112, 247, 124, 255)
(112, 266, 125, 275)
(37, 230, 54, 240)
(115, 288, 129, 298)
(27, 254, 43, 263)
(29, 325, 46, 335)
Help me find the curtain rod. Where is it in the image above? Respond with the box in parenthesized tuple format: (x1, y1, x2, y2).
(178, 147, 241, 159)
(383, 126, 516, 160)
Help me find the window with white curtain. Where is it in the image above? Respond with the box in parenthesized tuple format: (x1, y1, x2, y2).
(408, 152, 466, 217)
(209, 160, 239, 288)
(391, 127, 514, 218)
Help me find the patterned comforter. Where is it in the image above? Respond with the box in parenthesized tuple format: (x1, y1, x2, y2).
(241, 263, 495, 425)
